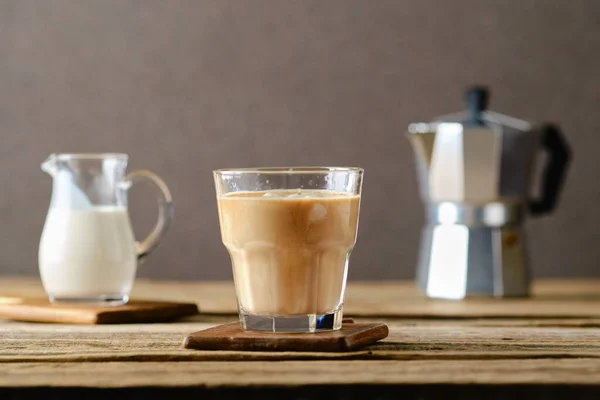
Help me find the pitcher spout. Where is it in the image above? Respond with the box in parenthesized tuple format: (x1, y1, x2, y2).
(41, 154, 58, 177)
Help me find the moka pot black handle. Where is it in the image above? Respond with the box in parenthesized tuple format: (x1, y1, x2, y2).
(529, 124, 571, 216)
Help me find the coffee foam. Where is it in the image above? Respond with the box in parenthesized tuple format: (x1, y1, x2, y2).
(221, 189, 357, 200)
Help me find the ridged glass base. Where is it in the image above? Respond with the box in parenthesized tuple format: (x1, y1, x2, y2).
(239, 307, 343, 333)
(48, 294, 129, 307)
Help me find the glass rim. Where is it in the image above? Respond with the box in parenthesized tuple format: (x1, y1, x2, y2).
(213, 166, 363, 175)
(51, 153, 129, 161)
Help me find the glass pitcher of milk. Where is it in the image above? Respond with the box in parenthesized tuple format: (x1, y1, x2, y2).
(39, 153, 173, 305)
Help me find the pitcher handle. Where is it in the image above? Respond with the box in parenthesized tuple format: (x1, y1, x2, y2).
(122, 170, 173, 263)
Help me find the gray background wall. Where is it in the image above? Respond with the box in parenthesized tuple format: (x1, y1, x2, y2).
(0, 0, 598, 281)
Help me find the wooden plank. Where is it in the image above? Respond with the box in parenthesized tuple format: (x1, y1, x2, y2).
(1, 359, 600, 387)
(3, 277, 600, 319)
(0, 319, 599, 362)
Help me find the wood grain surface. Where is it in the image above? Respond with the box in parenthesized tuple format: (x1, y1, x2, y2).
(1, 318, 599, 363)
(0, 277, 599, 393)
(0, 297, 199, 324)
(183, 321, 389, 352)
(2, 277, 600, 319)
(2, 359, 600, 387)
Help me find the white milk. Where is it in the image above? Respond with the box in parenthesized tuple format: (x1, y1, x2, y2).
(39, 206, 137, 299)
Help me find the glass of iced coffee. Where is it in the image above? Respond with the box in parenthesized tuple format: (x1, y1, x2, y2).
(213, 167, 363, 333)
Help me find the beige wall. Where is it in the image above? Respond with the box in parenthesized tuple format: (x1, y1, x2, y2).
(0, 0, 598, 281)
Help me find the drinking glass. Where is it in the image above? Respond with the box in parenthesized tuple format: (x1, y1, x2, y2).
(214, 167, 363, 332)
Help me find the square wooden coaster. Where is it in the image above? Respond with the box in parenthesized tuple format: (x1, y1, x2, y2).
(183, 319, 389, 352)
(0, 297, 199, 324)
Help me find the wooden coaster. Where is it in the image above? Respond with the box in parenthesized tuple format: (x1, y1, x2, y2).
(183, 318, 389, 352)
(0, 297, 199, 324)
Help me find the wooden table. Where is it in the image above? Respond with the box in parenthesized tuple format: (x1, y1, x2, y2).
(1, 277, 600, 399)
